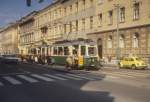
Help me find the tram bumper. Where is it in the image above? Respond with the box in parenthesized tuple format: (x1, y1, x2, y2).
(84, 57, 101, 70)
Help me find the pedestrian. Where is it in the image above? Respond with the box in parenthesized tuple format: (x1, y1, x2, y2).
(34, 55, 38, 64)
(66, 55, 73, 70)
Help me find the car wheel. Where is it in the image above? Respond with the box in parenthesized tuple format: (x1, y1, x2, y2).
(131, 65, 136, 70)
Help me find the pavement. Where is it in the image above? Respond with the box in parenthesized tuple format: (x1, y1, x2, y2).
(0, 62, 150, 102)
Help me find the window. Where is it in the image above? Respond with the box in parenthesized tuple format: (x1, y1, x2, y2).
(90, 0, 93, 6)
(88, 47, 97, 56)
(59, 8, 61, 17)
(81, 46, 86, 56)
(90, 16, 93, 29)
(64, 24, 67, 33)
(82, 18, 85, 30)
(107, 35, 112, 48)
(55, 10, 57, 18)
(132, 33, 139, 48)
(76, 20, 78, 31)
(98, 0, 103, 4)
(75, 2, 78, 12)
(64, 47, 69, 55)
(133, 2, 140, 20)
(69, 22, 72, 32)
(64, 7, 66, 16)
(98, 13, 102, 27)
(53, 47, 58, 55)
(108, 10, 113, 25)
(58, 47, 63, 55)
(82, 0, 86, 9)
(120, 7, 125, 22)
(70, 5, 72, 14)
(119, 34, 125, 48)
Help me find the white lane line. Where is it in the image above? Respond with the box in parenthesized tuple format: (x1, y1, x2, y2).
(55, 74, 82, 80)
(67, 73, 96, 81)
(31, 74, 54, 82)
(17, 75, 39, 83)
(3, 76, 22, 85)
(43, 74, 67, 81)
(106, 76, 119, 79)
(0, 82, 4, 86)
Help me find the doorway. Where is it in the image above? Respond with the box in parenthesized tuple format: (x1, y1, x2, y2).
(97, 38, 103, 58)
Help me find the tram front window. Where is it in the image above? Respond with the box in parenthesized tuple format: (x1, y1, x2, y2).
(88, 47, 97, 56)
(64, 47, 69, 55)
(81, 46, 86, 56)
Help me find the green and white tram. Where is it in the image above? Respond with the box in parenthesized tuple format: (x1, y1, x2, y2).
(45, 39, 101, 70)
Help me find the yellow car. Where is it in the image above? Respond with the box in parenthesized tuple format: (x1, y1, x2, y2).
(119, 57, 147, 69)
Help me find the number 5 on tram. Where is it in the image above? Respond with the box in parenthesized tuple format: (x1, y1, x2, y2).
(47, 39, 101, 70)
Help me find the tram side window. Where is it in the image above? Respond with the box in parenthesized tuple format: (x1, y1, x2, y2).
(73, 45, 79, 55)
(53, 47, 58, 55)
(58, 47, 63, 55)
(42, 48, 45, 55)
(81, 46, 86, 56)
(88, 47, 96, 56)
(64, 47, 69, 55)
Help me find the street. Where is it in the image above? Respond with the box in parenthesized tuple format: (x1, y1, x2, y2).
(0, 63, 150, 102)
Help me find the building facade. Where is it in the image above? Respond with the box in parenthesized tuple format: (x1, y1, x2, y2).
(32, 0, 150, 63)
(87, 0, 150, 63)
(18, 11, 37, 55)
(0, 23, 19, 55)
(1, 0, 150, 64)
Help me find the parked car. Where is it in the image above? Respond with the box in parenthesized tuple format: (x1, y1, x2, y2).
(119, 56, 147, 69)
(0, 55, 4, 63)
(2, 55, 21, 64)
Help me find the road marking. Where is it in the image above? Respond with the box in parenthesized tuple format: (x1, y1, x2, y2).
(67, 73, 96, 81)
(102, 72, 134, 78)
(106, 76, 119, 79)
(17, 75, 39, 83)
(121, 71, 150, 77)
(3, 76, 22, 85)
(109, 71, 150, 78)
(43, 74, 67, 81)
(31, 74, 54, 82)
(56, 74, 82, 80)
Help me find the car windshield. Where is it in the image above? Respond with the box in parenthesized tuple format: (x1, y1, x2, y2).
(135, 58, 142, 61)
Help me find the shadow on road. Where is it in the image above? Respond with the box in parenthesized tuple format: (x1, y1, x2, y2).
(0, 63, 115, 102)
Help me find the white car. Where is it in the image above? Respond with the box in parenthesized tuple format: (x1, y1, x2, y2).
(2, 55, 21, 64)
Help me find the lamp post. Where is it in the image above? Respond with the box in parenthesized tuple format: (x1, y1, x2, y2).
(114, 4, 120, 61)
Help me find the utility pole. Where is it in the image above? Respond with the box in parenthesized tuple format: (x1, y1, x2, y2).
(114, 4, 120, 61)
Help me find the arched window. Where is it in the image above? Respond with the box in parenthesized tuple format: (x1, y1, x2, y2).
(119, 34, 125, 48)
(107, 35, 112, 48)
(132, 32, 139, 48)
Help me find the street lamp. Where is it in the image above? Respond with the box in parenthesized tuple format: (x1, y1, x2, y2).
(114, 4, 120, 62)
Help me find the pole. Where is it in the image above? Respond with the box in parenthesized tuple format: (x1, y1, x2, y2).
(115, 4, 120, 61)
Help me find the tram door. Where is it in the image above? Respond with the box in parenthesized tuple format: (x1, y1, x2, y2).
(40, 47, 45, 56)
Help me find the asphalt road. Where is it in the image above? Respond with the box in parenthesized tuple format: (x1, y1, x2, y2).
(0, 63, 150, 102)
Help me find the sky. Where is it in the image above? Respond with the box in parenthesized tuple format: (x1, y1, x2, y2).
(0, 0, 53, 27)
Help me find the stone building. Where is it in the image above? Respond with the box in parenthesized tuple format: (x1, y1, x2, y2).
(1, 0, 150, 64)
(18, 11, 37, 55)
(87, 0, 150, 63)
(31, 0, 150, 63)
(0, 23, 19, 55)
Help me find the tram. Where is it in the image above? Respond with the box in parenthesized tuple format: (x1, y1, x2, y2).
(25, 39, 101, 70)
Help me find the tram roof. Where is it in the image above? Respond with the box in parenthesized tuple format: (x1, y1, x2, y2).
(51, 39, 96, 46)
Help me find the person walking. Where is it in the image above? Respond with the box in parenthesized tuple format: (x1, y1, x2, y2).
(66, 55, 73, 71)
